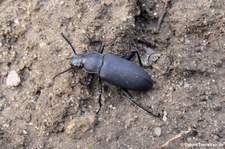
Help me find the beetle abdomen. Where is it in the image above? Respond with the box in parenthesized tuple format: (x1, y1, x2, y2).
(99, 54, 153, 91)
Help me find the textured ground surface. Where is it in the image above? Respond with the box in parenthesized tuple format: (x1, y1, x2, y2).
(0, 0, 225, 148)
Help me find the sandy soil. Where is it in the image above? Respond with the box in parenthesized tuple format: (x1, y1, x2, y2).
(0, 0, 225, 148)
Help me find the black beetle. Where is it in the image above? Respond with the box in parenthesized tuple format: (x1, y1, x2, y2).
(53, 33, 154, 114)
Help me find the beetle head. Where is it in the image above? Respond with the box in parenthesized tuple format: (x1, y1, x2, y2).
(71, 55, 85, 68)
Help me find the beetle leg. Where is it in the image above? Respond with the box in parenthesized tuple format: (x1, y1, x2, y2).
(98, 43, 105, 54)
(123, 51, 143, 67)
(122, 88, 156, 116)
(85, 73, 94, 86)
(121, 88, 133, 99)
(96, 78, 102, 114)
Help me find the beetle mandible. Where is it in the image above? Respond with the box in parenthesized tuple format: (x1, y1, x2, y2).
(53, 33, 154, 114)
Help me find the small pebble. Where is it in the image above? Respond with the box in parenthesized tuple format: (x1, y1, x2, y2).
(60, 1, 65, 5)
(14, 19, 19, 24)
(163, 111, 168, 122)
(6, 70, 21, 87)
(141, 47, 161, 66)
(22, 130, 28, 135)
(39, 42, 47, 48)
(154, 127, 162, 137)
(187, 137, 192, 142)
(149, 53, 161, 62)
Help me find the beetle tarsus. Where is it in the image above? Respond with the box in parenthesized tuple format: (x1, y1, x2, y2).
(122, 88, 158, 117)
(96, 94, 102, 114)
(121, 88, 133, 99)
(96, 78, 102, 114)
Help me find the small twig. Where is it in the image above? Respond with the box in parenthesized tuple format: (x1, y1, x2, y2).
(160, 127, 194, 148)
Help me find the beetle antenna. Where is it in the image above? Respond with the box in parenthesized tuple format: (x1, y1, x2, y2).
(53, 67, 73, 81)
(61, 33, 77, 55)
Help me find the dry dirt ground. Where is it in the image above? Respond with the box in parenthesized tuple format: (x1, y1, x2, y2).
(0, 0, 225, 149)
